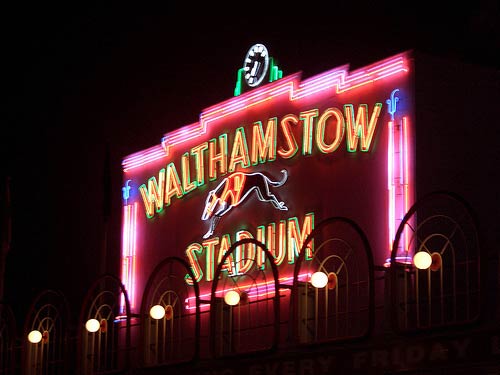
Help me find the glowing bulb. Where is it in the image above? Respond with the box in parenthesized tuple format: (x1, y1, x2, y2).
(85, 318, 100, 333)
(150, 304, 166, 320)
(28, 330, 42, 343)
(310, 271, 328, 288)
(224, 290, 240, 306)
(413, 251, 432, 270)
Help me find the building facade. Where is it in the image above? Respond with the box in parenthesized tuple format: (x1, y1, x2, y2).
(1, 47, 499, 374)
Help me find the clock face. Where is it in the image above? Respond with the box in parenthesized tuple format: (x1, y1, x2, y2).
(243, 44, 269, 88)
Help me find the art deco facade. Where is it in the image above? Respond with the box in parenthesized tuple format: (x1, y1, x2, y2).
(1, 48, 499, 374)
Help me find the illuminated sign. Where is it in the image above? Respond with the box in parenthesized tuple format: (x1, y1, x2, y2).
(200, 170, 289, 239)
(136, 104, 382, 219)
(121, 49, 414, 311)
(185, 212, 314, 285)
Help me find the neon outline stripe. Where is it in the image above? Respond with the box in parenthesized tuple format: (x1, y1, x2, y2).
(388, 120, 395, 252)
(387, 116, 411, 266)
(403, 117, 410, 253)
(121, 202, 138, 312)
(122, 53, 409, 172)
(184, 272, 310, 311)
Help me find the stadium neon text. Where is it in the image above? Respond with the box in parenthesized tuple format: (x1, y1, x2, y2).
(139, 103, 382, 218)
(185, 212, 314, 284)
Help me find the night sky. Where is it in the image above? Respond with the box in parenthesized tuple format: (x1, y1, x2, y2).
(2, 3, 499, 319)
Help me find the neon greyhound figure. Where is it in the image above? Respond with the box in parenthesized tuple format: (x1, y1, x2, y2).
(201, 170, 288, 239)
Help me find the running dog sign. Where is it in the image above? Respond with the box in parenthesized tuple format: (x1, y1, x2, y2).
(121, 47, 415, 311)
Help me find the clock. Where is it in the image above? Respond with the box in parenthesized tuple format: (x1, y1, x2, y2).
(243, 43, 269, 88)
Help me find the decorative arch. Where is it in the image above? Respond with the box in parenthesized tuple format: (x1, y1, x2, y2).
(290, 216, 375, 345)
(22, 289, 71, 375)
(77, 274, 131, 374)
(209, 238, 280, 358)
(389, 190, 481, 333)
(139, 256, 200, 366)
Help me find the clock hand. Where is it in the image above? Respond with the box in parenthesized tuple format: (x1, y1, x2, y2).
(251, 61, 260, 77)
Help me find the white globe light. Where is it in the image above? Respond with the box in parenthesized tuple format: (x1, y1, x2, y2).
(413, 251, 432, 270)
(28, 330, 42, 343)
(149, 304, 166, 320)
(85, 318, 100, 333)
(310, 271, 328, 288)
(224, 290, 240, 306)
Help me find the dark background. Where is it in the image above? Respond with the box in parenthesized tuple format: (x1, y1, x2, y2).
(1, 3, 499, 320)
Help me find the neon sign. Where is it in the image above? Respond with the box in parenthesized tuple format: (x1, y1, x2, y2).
(138, 103, 383, 219)
(122, 54, 408, 172)
(185, 212, 314, 284)
(201, 170, 289, 239)
(121, 51, 414, 312)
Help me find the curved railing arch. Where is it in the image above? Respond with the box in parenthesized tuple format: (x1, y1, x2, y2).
(389, 190, 481, 333)
(77, 274, 131, 374)
(22, 289, 71, 375)
(139, 256, 200, 366)
(209, 238, 280, 358)
(290, 216, 375, 345)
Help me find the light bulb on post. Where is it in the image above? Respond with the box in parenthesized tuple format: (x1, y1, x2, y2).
(149, 304, 166, 320)
(413, 251, 432, 270)
(310, 271, 328, 288)
(28, 330, 42, 343)
(85, 318, 100, 333)
(224, 290, 240, 306)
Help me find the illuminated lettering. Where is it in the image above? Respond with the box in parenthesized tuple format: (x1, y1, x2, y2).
(191, 142, 208, 186)
(218, 234, 234, 275)
(255, 221, 287, 267)
(208, 134, 228, 180)
(228, 127, 251, 172)
(345, 103, 383, 152)
(185, 212, 315, 284)
(185, 243, 203, 285)
(181, 152, 197, 193)
(256, 225, 266, 269)
(138, 169, 165, 218)
(300, 109, 319, 155)
(204, 237, 218, 282)
(251, 118, 277, 165)
(276, 220, 287, 265)
(164, 162, 183, 206)
(139, 103, 383, 218)
(277, 114, 299, 158)
(316, 107, 345, 153)
(235, 230, 255, 274)
(287, 213, 314, 263)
